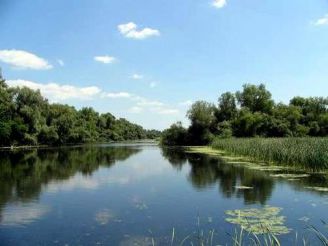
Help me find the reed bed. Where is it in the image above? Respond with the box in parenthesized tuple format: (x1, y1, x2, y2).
(211, 137, 328, 171)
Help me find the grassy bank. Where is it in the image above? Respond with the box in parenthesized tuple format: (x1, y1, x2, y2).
(210, 137, 328, 171)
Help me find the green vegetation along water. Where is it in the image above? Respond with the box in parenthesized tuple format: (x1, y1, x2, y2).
(211, 137, 328, 171)
(0, 77, 160, 147)
(0, 144, 327, 245)
(161, 84, 328, 146)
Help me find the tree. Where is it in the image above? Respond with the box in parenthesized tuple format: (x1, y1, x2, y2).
(236, 84, 274, 113)
(216, 92, 237, 122)
(187, 101, 217, 145)
(187, 101, 216, 128)
(161, 122, 187, 146)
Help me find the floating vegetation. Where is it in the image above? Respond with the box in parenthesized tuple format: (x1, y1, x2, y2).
(95, 209, 115, 225)
(299, 216, 310, 222)
(134, 202, 148, 211)
(119, 235, 153, 246)
(305, 186, 328, 192)
(187, 147, 291, 174)
(186, 147, 224, 156)
(255, 166, 285, 172)
(234, 186, 253, 190)
(270, 174, 310, 179)
(225, 206, 290, 235)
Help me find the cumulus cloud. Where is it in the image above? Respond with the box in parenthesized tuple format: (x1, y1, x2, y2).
(212, 0, 226, 8)
(118, 22, 160, 40)
(6, 79, 179, 115)
(313, 14, 328, 26)
(179, 100, 193, 106)
(132, 97, 178, 115)
(7, 79, 101, 102)
(94, 56, 116, 64)
(130, 74, 143, 80)
(104, 92, 132, 99)
(129, 106, 143, 113)
(0, 49, 52, 70)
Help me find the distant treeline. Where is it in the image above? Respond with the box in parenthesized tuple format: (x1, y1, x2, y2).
(0, 76, 161, 147)
(162, 84, 328, 145)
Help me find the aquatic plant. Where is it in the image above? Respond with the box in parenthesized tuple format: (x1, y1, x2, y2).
(211, 137, 328, 171)
(225, 206, 290, 235)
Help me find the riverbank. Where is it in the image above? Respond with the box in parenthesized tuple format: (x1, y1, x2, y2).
(0, 139, 159, 151)
(187, 137, 328, 172)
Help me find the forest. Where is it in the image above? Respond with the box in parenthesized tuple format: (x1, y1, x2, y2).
(162, 83, 328, 146)
(0, 74, 160, 147)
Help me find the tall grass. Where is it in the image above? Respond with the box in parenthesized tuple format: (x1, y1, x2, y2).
(211, 137, 328, 171)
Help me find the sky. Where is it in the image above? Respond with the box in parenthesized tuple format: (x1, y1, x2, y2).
(0, 0, 328, 130)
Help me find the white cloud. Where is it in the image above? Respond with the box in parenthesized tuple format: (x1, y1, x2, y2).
(130, 74, 143, 80)
(94, 56, 116, 64)
(134, 96, 164, 107)
(313, 14, 328, 26)
(179, 100, 193, 106)
(152, 107, 179, 115)
(212, 0, 226, 8)
(129, 106, 143, 113)
(149, 81, 157, 88)
(7, 79, 101, 102)
(6, 78, 179, 117)
(0, 49, 52, 70)
(118, 22, 160, 40)
(132, 97, 178, 115)
(57, 59, 64, 66)
(104, 92, 132, 99)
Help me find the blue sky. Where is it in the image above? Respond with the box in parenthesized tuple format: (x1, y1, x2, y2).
(0, 0, 328, 130)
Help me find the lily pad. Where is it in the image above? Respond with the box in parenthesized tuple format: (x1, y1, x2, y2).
(234, 186, 253, 190)
(305, 186, 328, 192)
(95, 209, 115, 225)
(134, 202, 148, 211)
(270, 174, 310, 179)
(298, 216, 310, 222)
(225, 206, 290, 235)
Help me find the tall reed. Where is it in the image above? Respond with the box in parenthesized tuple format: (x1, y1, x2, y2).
(211, 137, 328, 171)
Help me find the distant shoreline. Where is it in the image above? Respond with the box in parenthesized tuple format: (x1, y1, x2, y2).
(0, 139, 159, 151)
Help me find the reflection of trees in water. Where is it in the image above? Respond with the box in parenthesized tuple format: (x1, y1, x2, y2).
(162, 147, 328, 204)
(161, 147, 274, 205)
(0, 146, 141, 218)
(160, 147, 187, 170)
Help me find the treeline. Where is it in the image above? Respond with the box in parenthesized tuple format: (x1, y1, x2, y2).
(162, 84, 328, 145)
(0, 76, 160, 147)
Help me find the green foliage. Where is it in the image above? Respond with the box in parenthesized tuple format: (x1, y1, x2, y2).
(0, 75, 158, 147)
(236, 84, 274, 114)
(212, 137, 328, 171)
(216, 92, 237, 122)
(162, 83, 328, 146)
(186, 101, 217, 145)
(161, 122, 188, 146)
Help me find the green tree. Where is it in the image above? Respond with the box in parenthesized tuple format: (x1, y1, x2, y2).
(216, 92, 237, 122)
(236, 84, 274, 113)
(161, 122, 187, 146)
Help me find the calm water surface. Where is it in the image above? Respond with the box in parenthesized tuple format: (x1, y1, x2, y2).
(0, 144, 327, 245)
